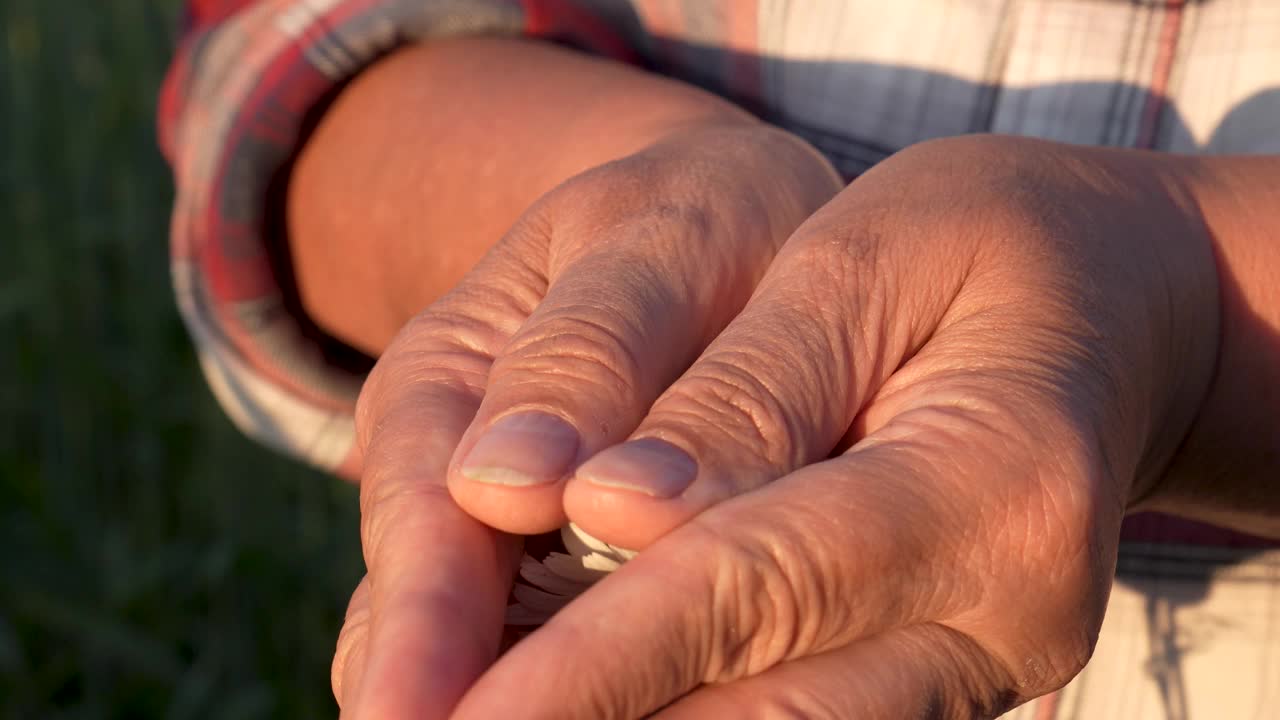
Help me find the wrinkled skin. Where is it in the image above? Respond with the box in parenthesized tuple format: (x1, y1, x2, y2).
(331, 119, 842, 717)
(335, 134, 1221, 719)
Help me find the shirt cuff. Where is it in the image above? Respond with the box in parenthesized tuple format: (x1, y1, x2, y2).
(159, 0, 638, 472)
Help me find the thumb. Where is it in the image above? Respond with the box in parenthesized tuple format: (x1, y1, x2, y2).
(446, 130, 836, 535)
(450, 313, 1125, 720)
(655, 623, 1019, 720)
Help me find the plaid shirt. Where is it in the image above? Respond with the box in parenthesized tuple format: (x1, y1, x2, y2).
(159, 1, 1280, 716)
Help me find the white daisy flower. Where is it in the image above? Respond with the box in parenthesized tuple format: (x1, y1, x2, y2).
(505, 523, 637, 626)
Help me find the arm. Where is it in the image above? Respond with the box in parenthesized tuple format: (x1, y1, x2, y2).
(1148, 156, 1280, 536)
(314, 32, 841, 720)
(162, 0, 702, 476)
(287, 37, 758, 355)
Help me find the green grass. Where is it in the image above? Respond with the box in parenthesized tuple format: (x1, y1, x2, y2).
(1, 2, 365, 717)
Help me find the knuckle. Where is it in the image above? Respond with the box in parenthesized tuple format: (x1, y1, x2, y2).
(358, 470, 452, 566)
(359, 417, 449, 510)
(355, 312, 499, 448)
(495, 307, 646, 401)
(355, 307, 501, 450)
(563, 149, 707, 206)
(766, 225, 903, 372)
(623, 202, 715, 255)
(399, 307, 506, 361)
(357, 406, 458, 554)
(353, 311, 517, 553)
(355, 369, 482, 476)
(570, 151, 665, 191)
(782, 218, 881, 283)
(544, 153, 728, 259)
(654, 301, 858, 466)
(541, 157, 656, 226)
(655, 357, 798, 468)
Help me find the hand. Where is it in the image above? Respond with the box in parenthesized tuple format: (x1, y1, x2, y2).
(448, 136, 1223, 719)
(329, 121, 841, 718)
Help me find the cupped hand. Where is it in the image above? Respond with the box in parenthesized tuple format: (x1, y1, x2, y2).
(330, 120, 841, 718)
(450, 135, 1224, 719)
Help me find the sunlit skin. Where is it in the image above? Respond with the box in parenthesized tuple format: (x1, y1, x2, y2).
(290, 38, 1280, 719)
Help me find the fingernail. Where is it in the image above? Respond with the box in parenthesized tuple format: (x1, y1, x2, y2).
(460, 412, 580, 487)
(577, 438, 697, 498)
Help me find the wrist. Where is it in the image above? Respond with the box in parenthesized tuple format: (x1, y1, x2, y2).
(1137, 156, 1280, 536)
(1116, 153, 1223, 509)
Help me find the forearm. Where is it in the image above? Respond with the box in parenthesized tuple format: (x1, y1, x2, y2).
(287, 37, 758, 354)
(1148, 155, 1280, 536)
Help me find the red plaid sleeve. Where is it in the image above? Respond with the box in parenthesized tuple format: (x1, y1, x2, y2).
(158, 0, 640, 474)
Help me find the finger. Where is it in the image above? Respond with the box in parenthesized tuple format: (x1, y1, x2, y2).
(563, 191, 976, 550)
(453, 367, 1111, 720)
(452, 444, 966, 720)
(656, 623, 1018, 720)
(341, 239, 544, 718)
(448, 139, 828, 535)
(345, 380, 521, 719)
(446, 217, 762, 535)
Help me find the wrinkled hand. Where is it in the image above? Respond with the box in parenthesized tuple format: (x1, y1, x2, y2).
(330, 120, 840, 718)
(449, 136, 1223, 719)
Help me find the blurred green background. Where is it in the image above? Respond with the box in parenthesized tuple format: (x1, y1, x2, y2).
(1, 1, 364, 717)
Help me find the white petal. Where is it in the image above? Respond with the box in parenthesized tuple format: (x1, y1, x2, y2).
(580, 552, 624, 573)
(512, 583, 574, 615)
(563, 523, 612, 555)
(560, 523, 601, 558)
(543, 552, 613, 584)
(507, 524, 642, 628)
(563, 523, 638, 564)
(518, 555, 594, 596)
